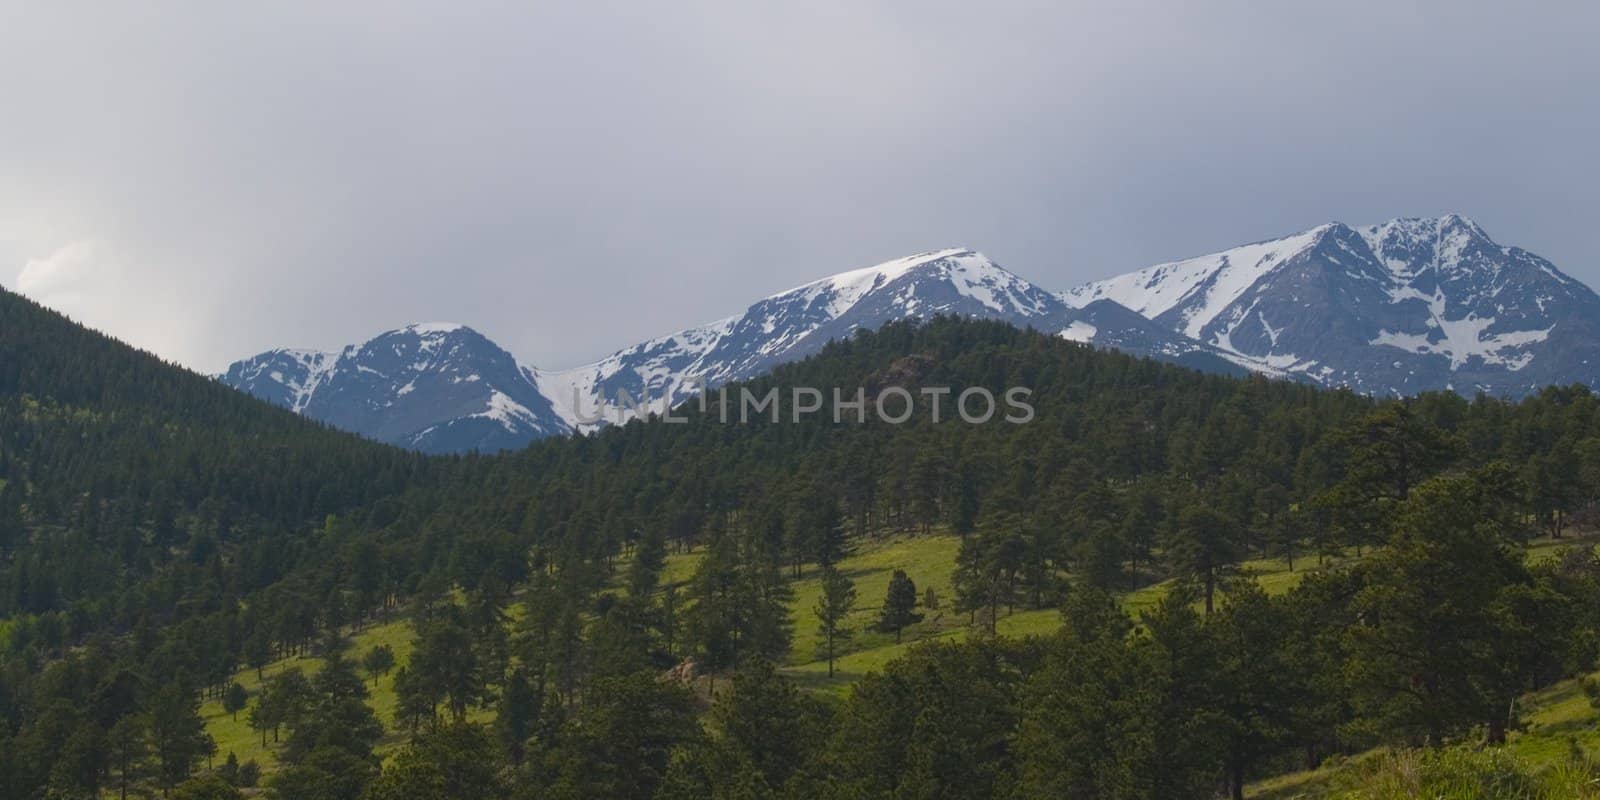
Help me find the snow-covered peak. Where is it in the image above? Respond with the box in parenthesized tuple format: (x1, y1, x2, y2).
(769, 248, 965, 300)
(1062, 214, 1600, 397)
(223, 219, 1600, 453)
(1063, 224, 1333, 339)
(398, 321, 468, 336)
(763, 248, 1022, 318)
(537, 248, 1068, 431)
(1355, 214, 1496, 280)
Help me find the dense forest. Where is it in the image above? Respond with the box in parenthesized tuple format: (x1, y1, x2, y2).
(5, 284, 1600, 799)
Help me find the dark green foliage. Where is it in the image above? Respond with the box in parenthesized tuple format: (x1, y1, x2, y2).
(685, 522, 794, 674)
(1344, 466, 1565, 746)
(171, 772, 243, 800)
(361, 644, 396, 685)
(1015, 587, 1168, 799)
(408, 605, 492, 722)
(269, 656, 383, 799)
(527, 671, 699, 800)
(954, 506, 1025, 633)
(1167, 506, 1241, 616)
(222, 682, 248, 721)
(660, 659, 833, 797)
(11, 284, 1600, 797)
(877, 569, 922, 642)
(145, 682, 215, 795)
(823, 641, 1026, 798)
(814, 566, 856, 678)
(364, 722, 504, 800)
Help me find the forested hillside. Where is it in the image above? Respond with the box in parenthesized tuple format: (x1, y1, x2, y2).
(6, 284, 1600, 799)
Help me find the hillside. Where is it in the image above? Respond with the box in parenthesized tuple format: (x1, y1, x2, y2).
(9, 286, 1600, 798)
(194, 527, 1600, 797)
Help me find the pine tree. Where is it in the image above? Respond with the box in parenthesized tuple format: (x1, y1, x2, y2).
(361, 644, 396, 686)
(627, 530, 667, 599)
(877, 570, 922, 642)
(145, 683, 215, 796)
(108, 714, 151, 800)
(222, 683, 248, 722)
(1168, 505, 1240, 616)
(708, 659, 824, 791)
(364, 722, 503, 800)
(814, 566, 856, 677)
(1345, 467, 1562, 746)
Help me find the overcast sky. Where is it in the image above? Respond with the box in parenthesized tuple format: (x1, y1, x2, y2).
(2, 2, 1596, 373)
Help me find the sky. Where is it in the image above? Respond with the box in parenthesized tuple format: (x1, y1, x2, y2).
(2, 2, 1596, 373)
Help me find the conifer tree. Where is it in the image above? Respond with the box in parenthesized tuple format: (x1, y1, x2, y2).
(877, 570, 922, 642)
(814, 567, 856, 677)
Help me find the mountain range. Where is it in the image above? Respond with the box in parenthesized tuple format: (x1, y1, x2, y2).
(221, 215, 1600, 452)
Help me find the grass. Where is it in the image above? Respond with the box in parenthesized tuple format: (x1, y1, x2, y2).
(1245, 532, 1600, 798)
(207, 527, 1600, 782)
(201, 614, 417, 772)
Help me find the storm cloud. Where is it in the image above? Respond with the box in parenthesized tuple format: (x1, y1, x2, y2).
(2, 2, 1595, 372)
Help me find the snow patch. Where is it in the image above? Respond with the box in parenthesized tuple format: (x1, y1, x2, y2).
(471, 389, 540, 433)
(407, 322, 465, 335)
(1063, 225, 1328, 339)
(1060, 321, 1098, 343)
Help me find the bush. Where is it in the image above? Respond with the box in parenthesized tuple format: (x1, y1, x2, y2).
(235, 759, 261, 788)
(1337, 747, 1600, 800)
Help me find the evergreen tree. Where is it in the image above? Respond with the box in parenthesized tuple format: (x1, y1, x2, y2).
(537, 672, 698, 799)
(1167, 505, 1241, 616)
(1016, 586, 1160, 799)
(814, 566, 856, 678)
(410, 607, 491, 721)
(145, 683, 215, 796)
(1345, 467, 1564, 746)
(108, 714, 151, 800)
(361, 644, 396, 686)
(877, 569, 922, 642)
(365, 722, 504, 800)
(223, 682, 248, 721)
(954, 508, 1024, 633)
(709, 659, 826, 791)
(627, 530, 667, 599)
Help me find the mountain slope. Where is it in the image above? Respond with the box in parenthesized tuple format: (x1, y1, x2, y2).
(1065, 215, 1600, 395)
(0, 284, 421, 618)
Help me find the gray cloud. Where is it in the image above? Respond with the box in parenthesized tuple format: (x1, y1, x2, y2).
(2, 1, 1596, 372)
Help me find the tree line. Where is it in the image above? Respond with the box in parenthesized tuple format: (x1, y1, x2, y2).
(6, 285, 1600, 797)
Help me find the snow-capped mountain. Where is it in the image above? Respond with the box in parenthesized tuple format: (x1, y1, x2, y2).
(222, 220, 1600, 452)
(1064, 215, 1600, 395)
(221, 323, 567, 453)
(222, 250, 1223, 450)
(534, 248, 1236, 430)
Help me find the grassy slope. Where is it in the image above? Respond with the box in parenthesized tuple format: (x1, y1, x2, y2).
(206, 528, 1600, 791)
(205, 529, 1331, 767)
(1247, 532, 1600, 798)
(200, 616, 417, 771)
(1247, 667, 1600, 799)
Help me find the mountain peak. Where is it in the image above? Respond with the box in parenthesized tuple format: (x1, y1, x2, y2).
(399, 322, 469, 336)
(220, 219, 1600, 454)
(766, 248, 977, 301)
